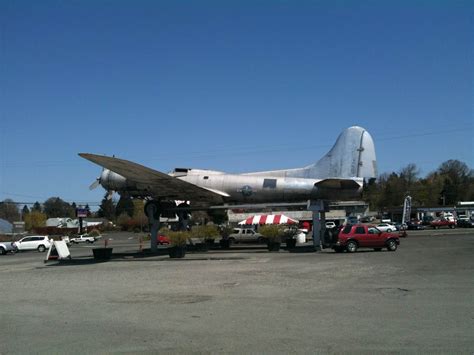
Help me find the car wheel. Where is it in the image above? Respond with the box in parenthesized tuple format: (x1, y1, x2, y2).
(37, 245, 46, 252)
(257, 237, 265, 244)
(387, 239, 397, 251)
(87, 240, 92, 244)
(228, 238, 235, 246)
(0, 247, 6, 255)
(374, 248, 382, 251)
(346, 240, 358, 253)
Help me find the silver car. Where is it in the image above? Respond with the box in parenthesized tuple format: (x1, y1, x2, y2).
(228, 228, 265, 244)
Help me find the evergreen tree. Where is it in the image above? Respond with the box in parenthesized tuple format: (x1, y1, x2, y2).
(22, 205, 30, 215)
(115, 196, 134, 218)
(97, 194, 116, 220)
(32, 201, 42, 213)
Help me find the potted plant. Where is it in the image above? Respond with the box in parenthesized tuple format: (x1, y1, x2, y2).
(92, 237, 113, 261)
(259, 225, 285, 252)
(167, 230, 189, 258)
(190, 224, 220, 251)
(283, 227, 298, 249)
(219, 226, 234, 249)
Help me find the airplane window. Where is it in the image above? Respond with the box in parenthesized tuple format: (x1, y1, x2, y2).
(203, 176, 209, 180)
(263, 179, 277, 188)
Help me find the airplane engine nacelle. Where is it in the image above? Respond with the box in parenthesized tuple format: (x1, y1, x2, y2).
(100, 169, 133, 191)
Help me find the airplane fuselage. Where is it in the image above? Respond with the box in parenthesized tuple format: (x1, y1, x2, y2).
(176, 170, 361, 203)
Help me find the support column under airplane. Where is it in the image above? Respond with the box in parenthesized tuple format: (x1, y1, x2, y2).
(308, 200, 328, 251)
(145, 201, 160, 253)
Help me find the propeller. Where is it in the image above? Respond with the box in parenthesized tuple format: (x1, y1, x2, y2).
(89, 178, 101, 190)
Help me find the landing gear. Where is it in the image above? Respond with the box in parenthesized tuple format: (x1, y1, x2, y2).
(144, 201, 161, 253)
(144, 200, 192, 253)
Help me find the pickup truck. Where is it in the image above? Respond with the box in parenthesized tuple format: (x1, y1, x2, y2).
(227, 228, 265, 244)
(0, 241, 16, 255)
(333, 224, 400, 253)
(70, 234, 97, 244)
(430, 219, 456, 229)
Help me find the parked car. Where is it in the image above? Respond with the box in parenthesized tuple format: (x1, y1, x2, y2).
(12, 236, 51, 252)
(457, 217, 474, 228)
(325, 221, 336, 229)
(227, 228, 265, 244)
(375, 223, 397, 232)
(0, 241, 16, 255)
(422, 216, 434, 225)
(430, 219, 456, 229)
(333, 224, 400, 253)
(70, 234, 96, 244)
(157, 234, 170, 245)
(406, 220, 426, 230)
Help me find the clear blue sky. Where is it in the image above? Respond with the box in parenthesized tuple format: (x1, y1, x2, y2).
(1, 0, 472, 207)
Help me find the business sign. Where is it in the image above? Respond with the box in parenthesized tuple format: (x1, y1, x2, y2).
(76, 208, 88, 218)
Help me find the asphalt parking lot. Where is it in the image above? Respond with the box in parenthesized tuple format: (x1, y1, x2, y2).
(1, 229, 473, 354)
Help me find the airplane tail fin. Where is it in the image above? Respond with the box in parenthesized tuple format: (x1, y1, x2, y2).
(303, 126, 377, 180)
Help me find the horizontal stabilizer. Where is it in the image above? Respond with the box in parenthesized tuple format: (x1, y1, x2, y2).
(315, 178, 362, 190)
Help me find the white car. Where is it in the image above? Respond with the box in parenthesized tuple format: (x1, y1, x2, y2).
(375, 223, 397, 233)
(325, 221, 336, 229)
(13, 236, 51, 252)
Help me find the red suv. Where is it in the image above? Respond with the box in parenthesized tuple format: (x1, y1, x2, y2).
(333, 224, 400, 253)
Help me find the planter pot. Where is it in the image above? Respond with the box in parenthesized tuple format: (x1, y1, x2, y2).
(168, 246, 186, 258)
(93, 247, 113, 260)
(220, 239, 231, 249)
(205, 239, 215, 248)
(267, 241, 281, 252)
(285, 238, 296, 249)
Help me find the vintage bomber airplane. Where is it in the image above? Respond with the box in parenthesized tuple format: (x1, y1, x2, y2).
(79, 126, 377, 251)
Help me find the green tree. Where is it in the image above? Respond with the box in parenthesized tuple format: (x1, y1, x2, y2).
(43, 197, 75, 218)
(437, 160, 473, 204)
(115, 196, 134, 218)
(97, 193, 116, 220)
(0, 199, 20, 222)
(31, 201, 42, 213)
(22, 205, 30, 216)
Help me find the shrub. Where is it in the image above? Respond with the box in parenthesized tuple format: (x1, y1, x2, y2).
(89, 229, 101, 237)
(259, 225, 285, 242)
(190, 224, 220, 241)
(167, 230, 190, 247)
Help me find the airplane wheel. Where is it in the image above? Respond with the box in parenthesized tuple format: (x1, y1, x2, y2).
(144, 201, 160, 220)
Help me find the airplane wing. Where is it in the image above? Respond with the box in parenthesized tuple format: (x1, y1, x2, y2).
(79, 153, 224, 204)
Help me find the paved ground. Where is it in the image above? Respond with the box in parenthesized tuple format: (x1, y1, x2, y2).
(1, 229, 473, 354)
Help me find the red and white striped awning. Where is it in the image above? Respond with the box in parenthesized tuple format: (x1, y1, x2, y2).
(238, 214, 298, 225)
